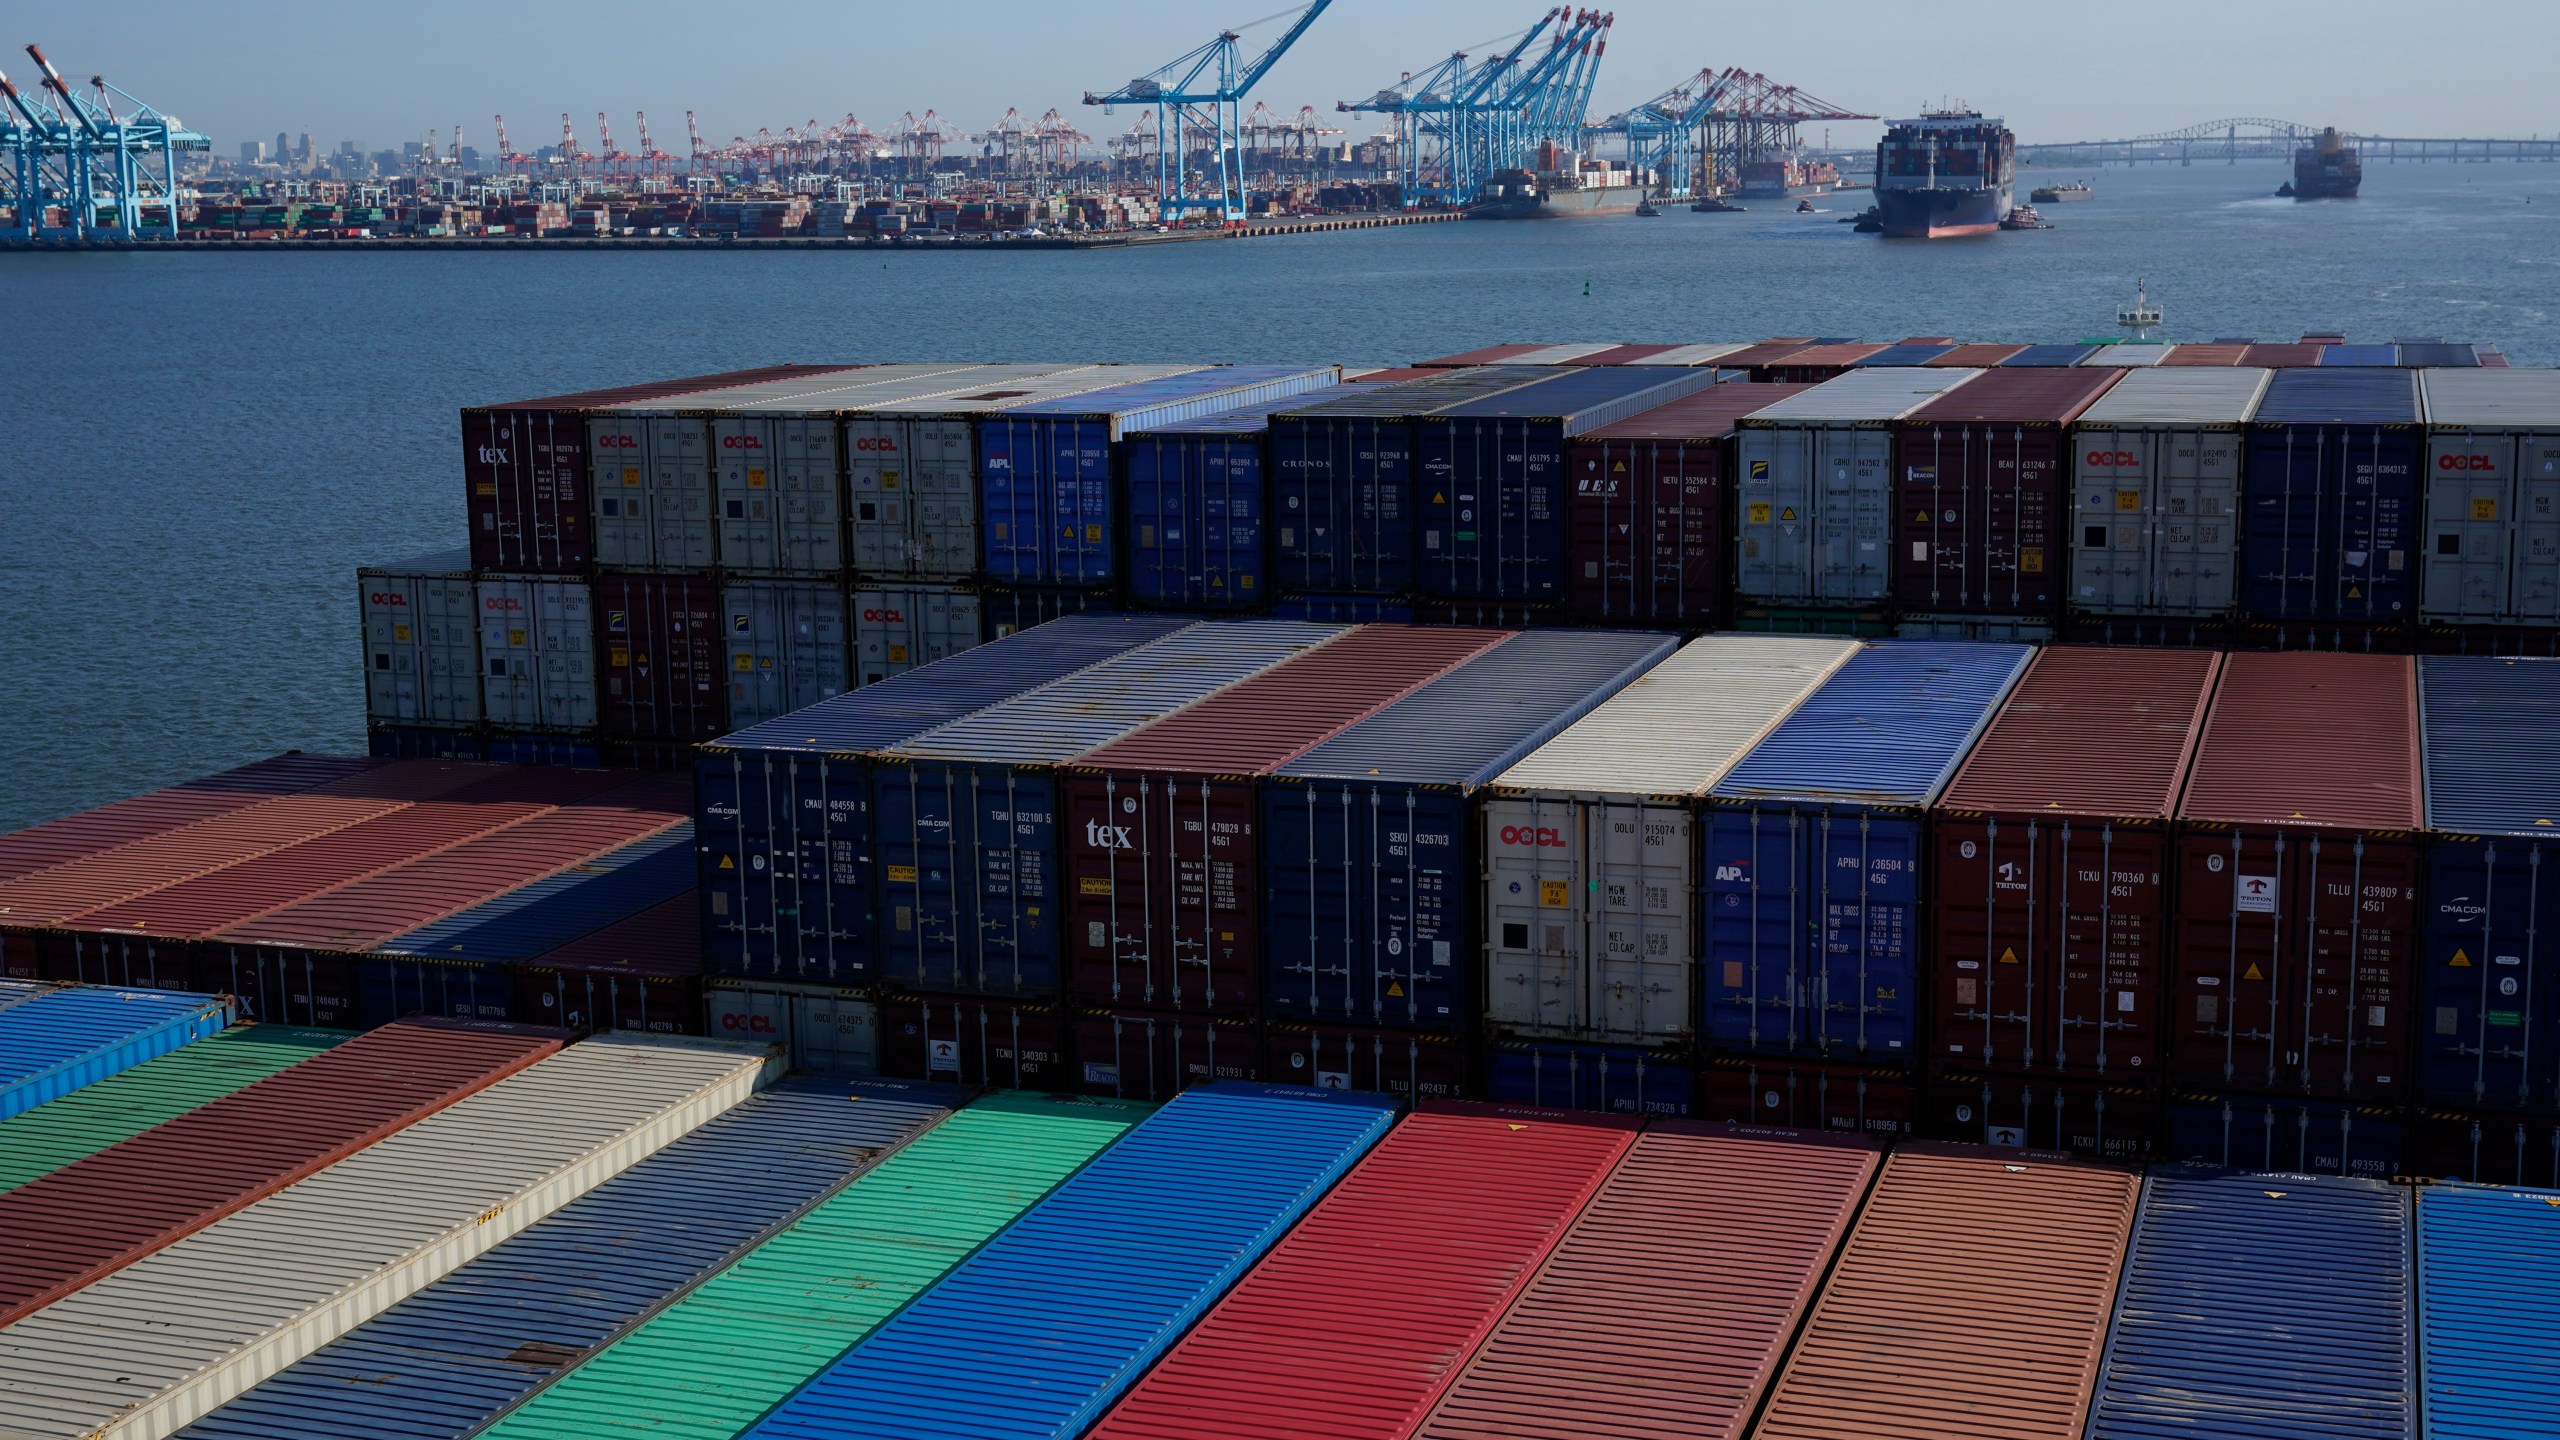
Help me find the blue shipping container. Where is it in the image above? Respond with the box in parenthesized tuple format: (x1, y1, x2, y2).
(2321, 343, 2402, 367)
(739, 1082, 1398, 1440)
(367, 726, 486, 762)
(485, 734, 603, 767)
(2089, 1165, 2413, 1440)
(2398, 342, 2480, 369)
(1411, 367, 1721, 602)
(1266, 368, 1549, 595)
(979, 584, 1118, 641)
(0, 985, 234, 1121)
(377, 826, 694, 965)
(173, 1078, 960, 1440)
(2417, 1183, 2560, 1440)
(2242, 368, 2423, 622)
(873, 621, 1343, 998)
(1485, 1040, 1692, 1116)
(1123, 394, 1334, 611)
(2168, 1092, 2407, 1179)
(2418, 656, 2560, 1111)
(1703, 641, 2032, 1061)
(1262, 630, 1678, 1030)
(695, 615, 1191, 984)
(979, 367, 1338, 588)
(357, 954, 514, 1028)
(1272, 593, 1417, 623)
(2003, 343, 2104, 367)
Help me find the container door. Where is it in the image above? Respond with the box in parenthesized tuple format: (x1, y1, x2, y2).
(720, 581, 847, 728)
(1065, 775, 1260, 1014)
(2515, 435, 2560, 621)
(476, 578, 533, 728)
(588, 415, 651, 568)
(779, 417, 840, 574)
(882, 765, 1060, 999)
(912, 418, 978, 580)
(1264, 782, 1362, 1023)
(1591, 800, 1693, 1045)
(1704, 805, 1813, 1054)
(2294, 832, 2418, 1098)
(847, 418, 909, 575)
(2420, 839, 2557, 1111)
(1933, 816, 2045, 1071)
(2053, 823, 2169, 1077)
(419, 573, 480, 725)
(784, 990, 878, 1075)
(1377, 789, 1468, 1028)
(1735, 429, 1810, 601)
(876, 762, 968, 993)
(2424, 431, 2515, 623)
(713, 417, 780, 574)
(1202, 438, 1264, 608)
(2160, 424, 2242, 616)
(1810, 811, 1921, 1059)
(1484, 796, 1587, 1037)
(648, 415, 714, 571)
(1817, 428, 1894, 603)
(2071, 428, 2148, 616)
(976, 417, 1037, 583)
(1056, 417, 1114, 587)
(2242, 428, 2324, 621)
(698, 751, 870, 983)
(529, 579, 597, 730)
(2174, 830, 2290, 1091)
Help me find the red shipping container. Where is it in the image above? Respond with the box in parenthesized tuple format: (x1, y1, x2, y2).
(0, 754, 374, 885)
(875, 995, 1067, 1090)
(1763, 342, 1889, 384)
(1753, 1143, 2138, 1440)
(464, 365, 853, 574)
(1933, 647, 2223, 1079)
(1696, 1055, 1918, 1140)
(1927, 1069, 2162, 1163)
(1927, 343, 2027, 368)
(2171, 652, 2422, 1099)
(0, 933, 34, 981)
(512, 892, 704, 1035)
(1561, 343, 1687, 366)
(1070, 1007, 1261, 1100)
(1062, 627, 1510, 1016)
(2406, 1107, 2560, 1187)
(1565, 383, 1813, 627)
(2160, 343, 2252, 367)
(29, 930, 196, 991)
(596, 573, 727, 744)
(1087, 1101, 1639, 1440)
(1712, 338, 1820, 376)
(1262, 1023, 1468, 1103)
(1894, 367, 2123, 618)
(1417, 1123, 1882, 1440)
(0, 1017, 560, 1325)
(2239, 342, 2326, 368)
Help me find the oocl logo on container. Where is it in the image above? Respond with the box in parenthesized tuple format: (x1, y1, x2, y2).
(2084, 451, 2138, 468)
(369, 592, 410, 607)
(861, 608, 906, 623)
(718, 1011, 778, 1036)
(1499, 825, 1568, 849)
(2439, 455, 2499, 471)
(722, 435, 766, 450)
(483, 596, 524, 613)
(595, 434, 639, 449)
(856, 437, 899, 452)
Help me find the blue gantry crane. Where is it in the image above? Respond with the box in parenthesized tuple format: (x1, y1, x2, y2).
(1340, 8, 1613, 210)
(1586, 68, 1735, 200)
(1083, 0, 1332, 227)
(0, 44, 205, 241)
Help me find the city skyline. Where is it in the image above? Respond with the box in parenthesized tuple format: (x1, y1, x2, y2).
(19, 0, 2560, 159)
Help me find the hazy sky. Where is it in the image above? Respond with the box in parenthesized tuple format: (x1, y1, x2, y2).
(21, 0, 2560, 153)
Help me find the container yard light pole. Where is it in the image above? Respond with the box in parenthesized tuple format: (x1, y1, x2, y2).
(1083, 0, 1332, 227)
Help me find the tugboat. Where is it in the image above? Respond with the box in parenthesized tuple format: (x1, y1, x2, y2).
(2117, 278, 2163, 339)
(2292, 128, 2362, 199)
(1999, 204, 2052, 230)
(1690, 193, 1747, 213)
(2031, 180, 2093, 203)
(1795, 199, 1818, 213)
(1635, 195, 1662, 217)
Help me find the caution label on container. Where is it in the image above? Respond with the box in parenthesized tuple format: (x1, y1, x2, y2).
(887, 865, 918, 883)
(1539, 880, 1570, 908)
(1748, 503, 1771, 524)
(1080, 877, 1114, 896)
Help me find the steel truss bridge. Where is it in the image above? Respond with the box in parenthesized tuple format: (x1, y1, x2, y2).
(2018, 118, 2560, 166)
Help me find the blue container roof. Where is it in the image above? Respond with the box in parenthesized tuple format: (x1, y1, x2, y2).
(1274, 630, 1679, 788)
(706, 615, 1193, 756)
(2419, 656, 2560, 835)
(2320, 343, 2402, 367)
(1425, 366, 1720, 432)
(1711, 641, 2033, 809)
(1271, 366, 1552, 420)
(2003, 343, 2103, 367)
(2089, 1165, 2413, 1440)
(2253, 367, 2423, 425)
(740, 1083, 1397, 1440)
(889, 621, 1345, 766)
(0, 986, 233, 1120)
(374, 825, 692, 962)
(1854, 343, 1960, 367)
(998, 366, 1339, 437)
(172, 1078, 957, 1440)
(2418, 1183, 2560, 1439)
(2400, 343, 2480, 368)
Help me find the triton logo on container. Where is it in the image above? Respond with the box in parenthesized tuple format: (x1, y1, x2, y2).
(2439, 455, 2500, 471)
(1084, 819, 1135, 850)
(1499, 825, 1568, 849)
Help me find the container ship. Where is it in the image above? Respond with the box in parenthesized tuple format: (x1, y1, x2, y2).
(2289, 127, 2362, 199)
(1738, 153, 1841, 200)
(1871, 110, 2016, 238)
(1468, 142, 1651, 219)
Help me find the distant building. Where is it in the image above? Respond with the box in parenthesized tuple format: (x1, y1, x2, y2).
(239, 140, 267, 164)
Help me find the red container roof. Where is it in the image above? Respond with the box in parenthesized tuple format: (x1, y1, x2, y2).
(1418, 1122, 1882, 1440)
(1716, 338, 1822, 369)
(1753, 1143, 2138, 1440)
(1087, 1101, 1639, 1440)
(0, 754, 375, 886)
(2177, 651, 2421, 832)
(1564, 343, 1687, 366)
(1770, 342, 1890, 370)
(2160, 343, 2251, 366)
(1901, 336, 1960, 345)
(1928, 343, 2028, 367)
(2241, 342, 2326, 368)
(475, 363, 862, 413)
(1938, 648, 2223, 823)
(1077, 626, 1511, 776)
(524, 892, 702, 980)
(1906, 365, 2125, 424)
(0, 1017, 561, 1326)
(1578, 383, 1818, 443)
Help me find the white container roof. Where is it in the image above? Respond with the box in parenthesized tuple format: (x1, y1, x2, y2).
(1739, 368, 1984, 425)
(2077, 366, 2276, 426)
(2420, 368, 2560, 428)
(1625, 343, 1753, 367)
(2081, 344, 2176, 367)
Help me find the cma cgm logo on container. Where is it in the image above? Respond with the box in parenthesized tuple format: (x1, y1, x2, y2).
(855, 437, 899, 452)
(2440, 455, 2499, 471)
(1499, 825, 1568, 849)
(721, 435, 766, 450)
(2084, 451, 2139, 468)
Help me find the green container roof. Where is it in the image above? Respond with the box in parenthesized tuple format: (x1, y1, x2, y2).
(475, 1089, 1151, 1440)
(0, 1024, 349, 1195)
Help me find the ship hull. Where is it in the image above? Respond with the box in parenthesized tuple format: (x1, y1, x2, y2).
(1739, 180, 1834, 200)
(1467, 185, 1647, 219)
(1873, 184, 2011, 238)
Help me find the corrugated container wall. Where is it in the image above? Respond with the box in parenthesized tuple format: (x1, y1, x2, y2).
(360, 551, 480, 731)
(2418, 368, 2560, 627)
(0, 986, 233, 1121)
(1894, 367, 2124, 619)
(1752, 1144, 2138, 1440)
(719, 580, 848, 731)
(1483, 635, 1861, 1048)
(1062, 627, 1513, 1017)
(872, 620, 1344, 999)
(2068, 367, 2272, 620)
(1087, 1103, 1640, 1440)
(1417, 1123, 1882, 1440)
(475, 576, 595, 733)
(1932, 647, 2223, 1080)
(1486, 1038, 1694, 1116)
(2086, 1166, 2413, 1440)
(1565, 383, 1812, 628)
(851, 582, 979, 686)
(1736, 369, 1983, 607)
(2173, 652, 2423, 1099)
(595, 573, 724, 746)
(1264, 630, 1679, 1032)
(2416, 1183, 2560, 1439)
(2417, 655, 2560, 1113)
(1123, 393, 1335, 611)
(694, 615, 1191, 985)
(979, 365, 1340, 588)
(1411, 367, 1722, 603)
(2243, 368, 2425, 623)
(736, 1084, 1397, 1440)
(515, 891, 706, 1035)
(1704, 641, 2033, 1065)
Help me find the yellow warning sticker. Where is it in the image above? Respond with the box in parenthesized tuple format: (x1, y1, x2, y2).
(734, 654, 754, 672)
(2451, 948, 2473, 968)
(2021, 547, 2045, 574)
(888, 645, 909, 662)
(1779, 507, 1798, 521)
(1998, 947, 2021, 965)
(1079, 878, 1117, 898)
(610, 646, 630, 666)
(2117, 490, 2142, 512)
(474, 483, 497, 496)
(718, 855, 735, 870)
(509, 628, 527, 647)
(1086, 524, 1103, 542)
(623, 467, 640, 485)
(392, 624, 410, 644)
(748, 468, 767, 487)
(2347, 585, 2364, 599)
(1612, 460, 1627, 472)
(2475, 498, 2499, 520)
(2243, 962, 2266, 981)
(1385, 980, 1405, 997)
(886, 865, 918, 884)
(1748, 503, 1771, 523)
(1539, 880, 1570, 908)
(882, 474, 900, 489)
(1432, 492, 1446, 504)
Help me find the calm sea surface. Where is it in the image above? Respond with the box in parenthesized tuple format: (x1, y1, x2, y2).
(3, 162, 2555, 828)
